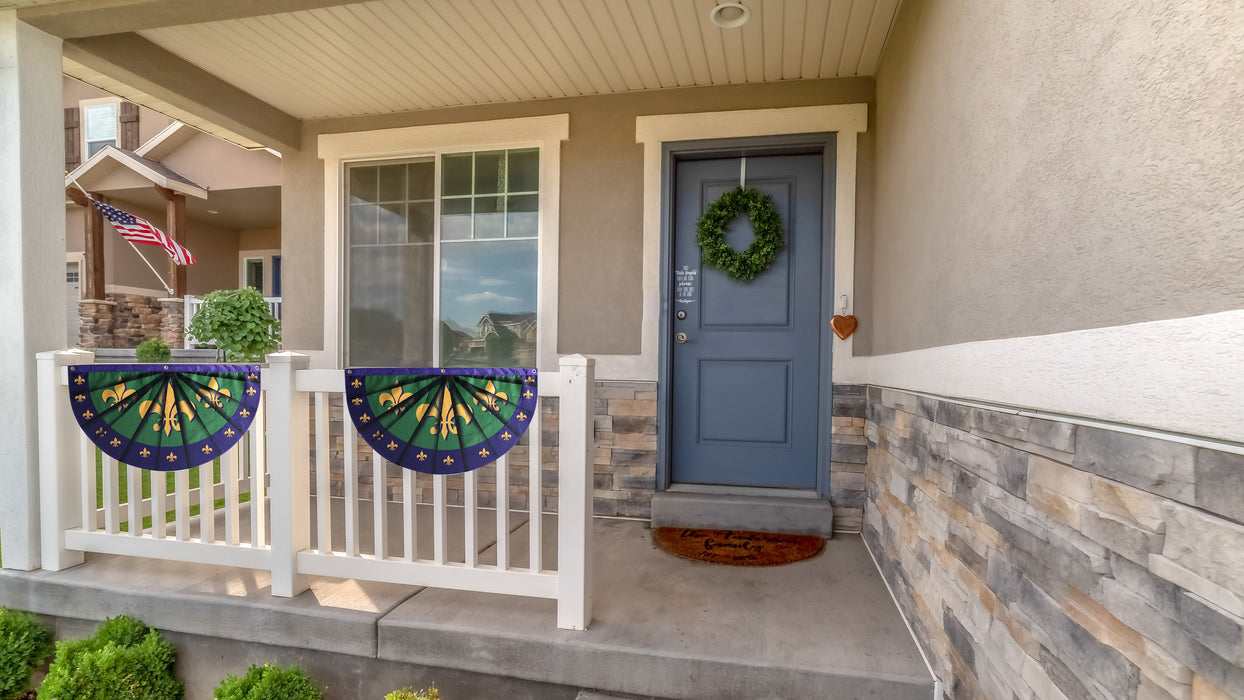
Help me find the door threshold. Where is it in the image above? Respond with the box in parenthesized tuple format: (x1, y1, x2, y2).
(666, 483, 821, 499)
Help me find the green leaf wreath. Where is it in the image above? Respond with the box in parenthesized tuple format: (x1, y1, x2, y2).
(695, 186, 784, 281)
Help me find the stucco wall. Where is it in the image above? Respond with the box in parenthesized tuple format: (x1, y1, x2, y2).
(239, 227, 280, 251)
(63, 76, 173, 146)
(870, 0, 1244, 355)
(280, 78, 875, 357)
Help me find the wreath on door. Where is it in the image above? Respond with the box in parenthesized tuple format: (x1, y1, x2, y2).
(695, 186, 784, 282)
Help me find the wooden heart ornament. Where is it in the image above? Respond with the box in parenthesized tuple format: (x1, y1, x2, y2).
(831, 315, 858, 340)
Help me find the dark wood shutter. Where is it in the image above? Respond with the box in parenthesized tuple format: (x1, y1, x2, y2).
(65, 107, 81, 172)
(119, 101, 139, 150)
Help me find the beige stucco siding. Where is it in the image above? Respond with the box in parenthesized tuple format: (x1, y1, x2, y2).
(281, 78, 874, 354)
(63, 76, 173, 147)
(870, 0, 1244, 355)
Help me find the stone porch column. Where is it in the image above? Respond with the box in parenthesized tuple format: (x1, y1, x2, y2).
(0, 12, 64, 571)
(77, 299, 117, 349)
(159, 297, 185, 349)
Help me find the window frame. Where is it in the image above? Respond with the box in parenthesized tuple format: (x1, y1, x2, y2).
(318, 114, 568, 371)
(238, 250, 281, 297)
(79, 97, 120, 159)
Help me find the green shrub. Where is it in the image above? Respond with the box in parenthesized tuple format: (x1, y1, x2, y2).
(213, 664, 321, 700)
(135, 338, 172, 363)
(385, 686, 440, 700)
(186, 288, 281, 362)
(38, 615, 182, 700)
(0, 608, 53, 700)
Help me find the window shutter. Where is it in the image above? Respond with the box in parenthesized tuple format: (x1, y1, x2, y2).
(65, 107, 81, 171)
(119, 101, 139, 150)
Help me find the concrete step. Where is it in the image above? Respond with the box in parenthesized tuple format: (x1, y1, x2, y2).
(650, 490, 835, 537)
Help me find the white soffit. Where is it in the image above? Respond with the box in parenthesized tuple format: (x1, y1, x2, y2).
(136, 0, 901, 120)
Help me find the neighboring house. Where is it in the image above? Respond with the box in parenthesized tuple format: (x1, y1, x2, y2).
(1, 2, 1242, 700)
(62, 76, 282, 348)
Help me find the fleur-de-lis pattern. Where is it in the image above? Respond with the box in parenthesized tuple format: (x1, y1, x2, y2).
(68, 364, 261, 472)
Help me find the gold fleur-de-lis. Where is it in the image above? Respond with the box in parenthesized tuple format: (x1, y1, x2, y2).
(249, 372, 259, 381)
(523, 389, 533, 399)
(166, 453, 177, 463)
(139, 384, 197, 436)
(139, 448, 151, 458)
(95, 428, 105, 436)
(351, 397, 363, 406)
(246, 386, 256, 396)
(74, 376, 85, 385)
(443, 455, 454, 466)
(359, 413, 371, 423)
(82, 410, 94, 420)
(239, 408, 250, 418)
(387, 441, 398, 451)
(517, 411, 527, 421)
(379, 382, 412, 413)
(478, 447, 489, 458)
(416, 386, 472, 440)
(501, 431, 512, 441)
(373, 430, 382, 439)
(109, 438, 120, 447)
(74, 394, 85, 402)
(351, 379, 362, 388)
(202, 446, 213, 454)
(195, 377, 231, 408)
(472, 380, 508, 412)
(524, 375, 536, 384)
(416, 452, 427, 461)
(224, 428, 235, 437)
(101, 381, 136, 409)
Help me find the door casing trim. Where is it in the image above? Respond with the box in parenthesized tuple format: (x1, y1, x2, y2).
(656, 135, 838, 498)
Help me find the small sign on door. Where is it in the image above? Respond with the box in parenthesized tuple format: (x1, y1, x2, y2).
(675, 265, 697, 304)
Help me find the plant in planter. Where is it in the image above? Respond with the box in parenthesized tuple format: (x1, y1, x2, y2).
(0, 607, 53, 700)
(135, 338, 172, 364)
(385, 686, 440, 700)
(186, 288, 281, 362)
(38, 615, 182, 700)
(213, 664, 322, 700)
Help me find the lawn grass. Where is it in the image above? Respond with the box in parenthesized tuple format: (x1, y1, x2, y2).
(95, 452, 254, 532)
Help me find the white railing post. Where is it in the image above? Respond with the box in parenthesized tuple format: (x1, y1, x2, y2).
(37, 349, 93, 571)
(266, 351, 311, 597)
(556, 354, 595, 630)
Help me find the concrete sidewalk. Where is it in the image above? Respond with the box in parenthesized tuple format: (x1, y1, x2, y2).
(0, 507, 932, 699)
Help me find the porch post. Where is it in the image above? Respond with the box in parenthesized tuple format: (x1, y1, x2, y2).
(266, 351, 311, 597)
(557, 354, 596, 630)
(37, 349, 93, 571)
(0, 12, 65, 571)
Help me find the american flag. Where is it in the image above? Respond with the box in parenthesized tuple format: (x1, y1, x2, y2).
(89, 198, 196, 265)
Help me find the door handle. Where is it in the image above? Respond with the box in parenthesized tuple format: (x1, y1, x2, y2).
(675, 332, 689, 344)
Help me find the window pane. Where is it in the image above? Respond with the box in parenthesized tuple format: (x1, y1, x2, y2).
(350, 204, 379, 245)
(442, 154, 473, 196)
(349, 166, 378, 205)
(349, 244, 434, 366)
(86, 141, 114, 157)
(441, 198, 472, 240)
(377, 164, 406, 202)
(506, 194, 538, 238)
(408, 201, 433, 243)
(378, 202, 406, 244)
(84, 104, 117, 140)
(507, 149, 539, 192)
(408, 161, 434, 200)
(440, 239, 537, 367)
(473, 195, 505, 239)
(473, 151, 505, 194)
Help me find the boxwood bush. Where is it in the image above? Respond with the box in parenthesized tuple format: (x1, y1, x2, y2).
(136, 337, 172, 363)
(38, 615, 182, 700)
(385, 687, 440, 700)
(213, 664, 321, 700)
(0, 607, 53, 700)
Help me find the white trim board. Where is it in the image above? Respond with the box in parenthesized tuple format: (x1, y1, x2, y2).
(612, 104, 869, 382)
(317, 114, 569, 372)
(859, 310, 1244, 444)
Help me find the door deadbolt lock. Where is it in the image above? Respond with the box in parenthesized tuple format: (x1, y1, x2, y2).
(676, 310, 687, 320)
(675, 332, 689, 344)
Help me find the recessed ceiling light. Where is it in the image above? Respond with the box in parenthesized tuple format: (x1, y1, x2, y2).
(710, 2, 750, 29)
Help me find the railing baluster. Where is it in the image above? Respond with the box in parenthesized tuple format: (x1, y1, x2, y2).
(315, 392, 330, 554)
(433, 474, 447, 564)
(152, 468, 166, 539)
(464, 469, 477, 567)
(496, 454, 509, 570)
(102, 454, 118, 534)
(403, 468, 415, 562)
(223, 445, 239, 546)
(344, 419, 359, 557)
(373, 449, 387, 560)
(249, 394, 266, 548)
(126, 465, 142, 536)
(199, 461, 214, 543)
(174, 469, 189, 540)
(80, 437, 95, 533)
(529, 406, 542, 572)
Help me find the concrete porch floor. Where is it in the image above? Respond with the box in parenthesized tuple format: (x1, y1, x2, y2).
(0, 503, 933, 699)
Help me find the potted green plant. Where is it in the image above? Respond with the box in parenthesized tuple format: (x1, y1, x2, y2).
(135, 338, 172, 364)
(186, 288, 281, 362)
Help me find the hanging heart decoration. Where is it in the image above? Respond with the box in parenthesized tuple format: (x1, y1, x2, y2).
(831, 315, 858, 340)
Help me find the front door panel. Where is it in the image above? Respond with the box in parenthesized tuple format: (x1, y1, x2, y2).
(670, 154, 823, 488)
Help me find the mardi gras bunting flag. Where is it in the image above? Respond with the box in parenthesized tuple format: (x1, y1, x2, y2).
(345, 368, 538, 475)
(68, 364, 261, 471)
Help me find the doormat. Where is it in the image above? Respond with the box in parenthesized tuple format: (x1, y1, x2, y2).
(652, 527, 824, 567)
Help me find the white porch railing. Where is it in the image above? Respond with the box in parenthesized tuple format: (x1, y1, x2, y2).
(183, 295, 282, 349)
(36, 350, 596, 630)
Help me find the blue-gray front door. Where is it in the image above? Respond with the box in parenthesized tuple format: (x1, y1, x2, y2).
(670, 154, 824, 488)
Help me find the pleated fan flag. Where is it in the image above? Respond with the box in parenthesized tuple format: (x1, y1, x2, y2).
(345, 368, 538, 475)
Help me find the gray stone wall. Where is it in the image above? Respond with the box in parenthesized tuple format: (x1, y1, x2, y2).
(831, 384, 868, 532)
(864, 386, 1244, 699)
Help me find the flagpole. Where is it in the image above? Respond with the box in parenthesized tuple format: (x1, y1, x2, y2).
(68, 178, 175, 297)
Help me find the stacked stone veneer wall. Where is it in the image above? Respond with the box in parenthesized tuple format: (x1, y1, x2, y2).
(831, 384, 868, 532)
(864, 386, 1244, 700)
(77, 293, 180, 349)
(311, 380, 659, 518)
